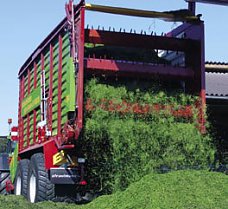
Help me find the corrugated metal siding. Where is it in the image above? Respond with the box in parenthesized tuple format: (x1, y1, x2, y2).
(206, 61, 228, 66)
(206, 62, 228, 98)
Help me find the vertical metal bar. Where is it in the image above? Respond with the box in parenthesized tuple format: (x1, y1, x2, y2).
(188, 2, 196, 15)
(27, 69, 31, 94)
(48, 44, 54, 132)
(57, 35, 63, 136)
(27, 69, 31, 147)
(77, 6, 85, 129)
(33, 110, 37, 144)
(18, 78, 23, 152)
(33, 62, 37, 144)
(21, 76, 25, 150)
(26, 115, 30, 148)
(34, 62, 38, 88)
(41, 54, 46, 121)
(199, 22, 206, 133)
(20, 76, 24, 96)
(70, 0, 76, 62)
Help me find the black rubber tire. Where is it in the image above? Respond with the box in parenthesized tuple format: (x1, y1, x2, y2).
(27, 153, 55, 203)
(27, 153, 87, 203)
(14, 159, 30, 197)
(0, 172, 10, 194)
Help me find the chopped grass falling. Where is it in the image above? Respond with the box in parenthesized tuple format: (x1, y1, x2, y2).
(82, 78, 215, 193)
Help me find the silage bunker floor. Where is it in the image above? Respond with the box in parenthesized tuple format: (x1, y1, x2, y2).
(0, 170, 227, 209)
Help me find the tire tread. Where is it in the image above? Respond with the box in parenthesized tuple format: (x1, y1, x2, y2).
(28, 153, 55, 202)
(0, 172, 10, 194)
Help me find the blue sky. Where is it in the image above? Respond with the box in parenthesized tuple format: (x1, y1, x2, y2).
(0, 0, 227, 135)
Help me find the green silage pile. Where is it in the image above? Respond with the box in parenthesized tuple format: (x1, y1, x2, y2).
(82, 78, 215, 193)
(1, 170, 227, 209)
(83, 170, 228, 209)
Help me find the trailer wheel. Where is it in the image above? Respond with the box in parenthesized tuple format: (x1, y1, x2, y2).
(14, 159, 30, 197)
(0, 172, 10, 194)
(27, 153, 55, 203)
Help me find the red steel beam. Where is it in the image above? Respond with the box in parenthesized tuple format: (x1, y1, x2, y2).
(27, 68, 31, 148)
(27, 69, 31, 94)
(41, 54, 45, 121)
(26, 115, 30, 148)
(85, 58, 194, 78)
(18, 78, 23, 152)
(57, 35, 63, 137)
(21, 76, 25, 151)
(33, 110, 37, 144)
(34, 62, 38, 88)
(84, 29, 198, 52)
(19, 143, 44, 155)
(33, 62, 38, 144)
(48, 44, 54, 132)
(76, 7, 85, 130)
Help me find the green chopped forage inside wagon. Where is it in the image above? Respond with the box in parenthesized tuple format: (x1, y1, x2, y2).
(82, 78, 214, 193)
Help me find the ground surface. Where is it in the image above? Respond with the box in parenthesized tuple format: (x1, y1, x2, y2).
(0, 170, 227, 209)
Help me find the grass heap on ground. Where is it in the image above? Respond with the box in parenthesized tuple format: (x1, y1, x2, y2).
(84, 170, 228, 209)
(0, 170, 227, 209)
(82, 78, 215, 193)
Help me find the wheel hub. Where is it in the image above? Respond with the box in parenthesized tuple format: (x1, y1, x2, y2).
(15, 176, 21, 195)
(29, 173, 36, 203)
